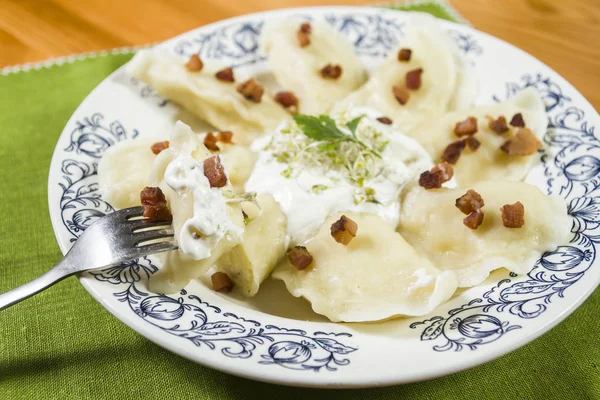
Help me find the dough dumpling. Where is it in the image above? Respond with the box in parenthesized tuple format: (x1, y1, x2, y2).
(406, 87, 547, 186)
(273, 213, 458, 322)
(398, 181, 571, 287)
(208, 140, 257, 193)
(97, 138, 159, 209)
(333, 15, 475, 133)
(262, 19, 367, 115)
(216, 194, 287, 297)
(127, 49, 290, 146)
(147, 122, 244, 294)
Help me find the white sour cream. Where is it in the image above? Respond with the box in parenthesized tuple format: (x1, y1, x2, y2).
(245, 107, 433, 245)
(164, 154, 242, 260)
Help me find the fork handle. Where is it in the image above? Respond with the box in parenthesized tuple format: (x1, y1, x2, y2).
(0, 261, 71, 311)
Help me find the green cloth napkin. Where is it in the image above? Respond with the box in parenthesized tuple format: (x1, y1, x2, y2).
(0, 1, 598, 398)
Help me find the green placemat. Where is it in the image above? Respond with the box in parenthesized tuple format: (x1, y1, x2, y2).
(0, 2, 598, 399)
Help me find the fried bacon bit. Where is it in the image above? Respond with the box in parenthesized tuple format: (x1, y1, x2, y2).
(140, 186, 172, 222)
(392, 85, 410, 105)
(454, 116, 478, 137)
(376, 116, 393, 125)
(488, 116, 509, 134)
(500, 128, 542, 156)
(330, 215, 358, 245)
(203, 155, 228, 188)
(406, 68, 423, 90)
(441, 139, 467, 164)
(297, 23, 312, 47)
(466, 136, 481, 151)
(501, 201, 525, 228)
(510, 113, 526, 127)
(455, 189, 485, 215)
(236, 78, 264, 102)
(288, 246, 313, 270)
(419, 162, 454, 189)
(274, 91, 299, 110)
(203, 131, 234, 152)
(185, 54, 203, 72)
(215, 67, 235, 82)
(211, 272, 234, 292)
(320, 64, 342, 79)
(398, 48, 412, 62)
(151, 141, 169, 155)
(463, 210, 484, 230)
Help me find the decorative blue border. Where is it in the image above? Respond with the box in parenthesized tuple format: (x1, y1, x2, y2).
(52, 12, 598, 368)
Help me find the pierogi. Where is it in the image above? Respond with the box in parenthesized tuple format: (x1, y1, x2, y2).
(398, 181, 571, 287)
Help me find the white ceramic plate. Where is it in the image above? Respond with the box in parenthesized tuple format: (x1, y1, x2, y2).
(48, 6, 600, 388)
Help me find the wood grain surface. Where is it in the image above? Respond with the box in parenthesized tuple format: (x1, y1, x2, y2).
(0, 0, 598, 108)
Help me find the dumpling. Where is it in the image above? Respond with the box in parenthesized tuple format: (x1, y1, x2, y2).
(147, 122, 245, 294)
(272, 213, 458, 322)
(208, 140, 257, 193)
(127, 49, 290, 146)
(97, 138, 160, 209)
(398, 181, 571, 287)
(333, 14, 476, 133)
(216, 194, 287, 297)
(261, 19, 367, 115)
(405, 87, 547, 186)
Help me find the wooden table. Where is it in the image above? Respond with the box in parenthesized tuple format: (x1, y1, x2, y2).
(1, 0, 599, 108)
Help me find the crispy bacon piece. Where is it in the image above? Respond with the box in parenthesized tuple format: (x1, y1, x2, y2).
(151, 141, 169, 155)
(463, 210, 484, 230)
(392, 85, 410, 105)
(441, 139, 467, 164)
(455, 189, 485, 215)
(466, 136, 481, 151)
(203, 155, 228, 188)
(211, 272, 234, 292)
(500, 128, 542, 156)
(140, 186, 172, 222)
(203, 131, 234, 152)
(501, 201, 525, 228)
(398, 48, 412, 62)
(376, 116, 393, 125)
(320, 64, 342, 79)
(510, 113, 526, 127)
(488, 115, 509, 134)
(419, 162, 454, 189)
(288, 246, 313, 270)
(454, 116, 478, 137)
(330, 215, 358, 245)
(236, 78, 264, 102)
(297, 22, 312, 47)
(274, 91, 299, 110)
(215, 67, 235, 82)
(405, 68, 423, 90)
(185, 54, 203, 72)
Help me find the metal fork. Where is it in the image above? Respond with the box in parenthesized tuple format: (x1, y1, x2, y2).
(0, 206, 178, 311)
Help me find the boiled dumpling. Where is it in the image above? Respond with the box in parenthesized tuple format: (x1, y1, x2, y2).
(405, 87, 547, 186)
(398, 181, 571, 287)
(333, 14, 476, 133)
(261, 18, 367, 115)
(127, 49, 290, 146)
(209, 140, 257, 193)
(272, 213, 458, 322)
(216, 194, 287, 297)
(148, 122, 244, 294)
(97, 138, 160, 209)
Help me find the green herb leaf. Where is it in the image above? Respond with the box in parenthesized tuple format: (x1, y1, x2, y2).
(346, 116, 364, 138)
(292, 114, 347, 141)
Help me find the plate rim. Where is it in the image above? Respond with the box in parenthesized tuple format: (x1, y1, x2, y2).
(46, 5, 600, 388)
